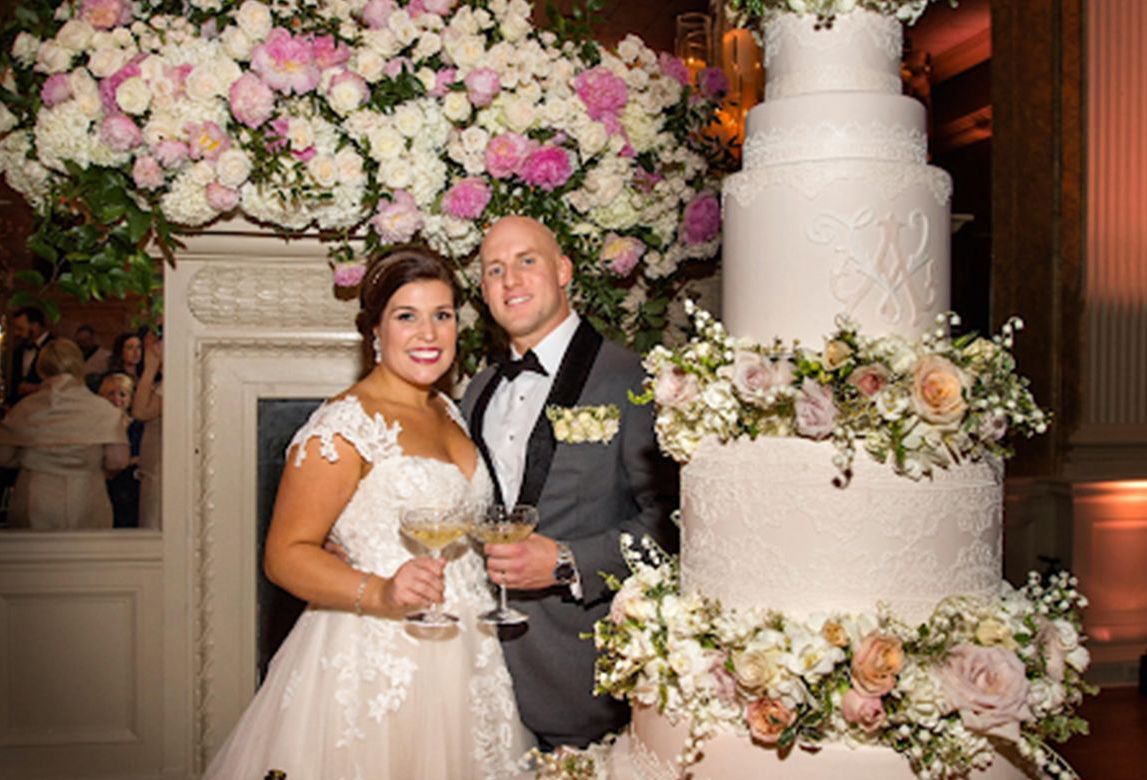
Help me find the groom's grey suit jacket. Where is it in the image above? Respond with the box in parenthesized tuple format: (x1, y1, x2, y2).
(461, 319, 679, 749)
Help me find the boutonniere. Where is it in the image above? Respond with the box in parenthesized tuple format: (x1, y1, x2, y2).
(546, 404, 621, 444)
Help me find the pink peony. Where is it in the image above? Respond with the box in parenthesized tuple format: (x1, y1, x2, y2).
(153, 139, 189, 168)
(697, 66, 729, 101)
(81, 0, 131, 30)
(848, 363, 891, 397)
(484, 132, 532, 179)
(464, 67, 501, 108)
(100, 113, 142, 151)
(361, 0, 396, 28)
(251, 28, 320, 95)
(98, 57, 143, 113)
(185, 121, 231, 161)
(383, 57, 414, 79)
(939, 643, 1033, 736)
(333, 262, 367, 288)
(841, 688, 887, 733)
(519, 145, 572, 191)
(205, 181, 240, 212)
(680, 191, 720, 245)
(370, 190, 423, 244)
(429, 67, 458, 97)
(653, 365, 699, 409)
(851, 632, 905, 697)
(658, 53, 691, 86)
(310, 34, 351, 70)
(41, 73, 73, 107)
(229, 73, 276, 129)
(574, 66, 629, 123)
(132, 156, 165, 190)
(745, 698, 796, 745)
(601, 233, 645, 277)
(441, 177, 492, 220)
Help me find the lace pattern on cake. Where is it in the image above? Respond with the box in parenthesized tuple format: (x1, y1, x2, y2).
(743, 121, 928, 168)
(765, 67, 903, 100)
(679, 439, 1002, 624)
(628, 729, 682, 780)
(763, 11, 901, 79)
(808, 208, 938, 330)
(724, 161, 952, 207)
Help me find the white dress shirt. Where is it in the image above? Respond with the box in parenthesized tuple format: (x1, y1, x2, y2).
(484, 311, 580, 507)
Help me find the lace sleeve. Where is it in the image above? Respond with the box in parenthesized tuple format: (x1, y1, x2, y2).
(288, 396, 402, 467)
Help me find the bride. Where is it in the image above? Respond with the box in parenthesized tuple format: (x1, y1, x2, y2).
(205, 247, 532, 779)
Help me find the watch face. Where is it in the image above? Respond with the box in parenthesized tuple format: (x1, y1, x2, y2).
(554, 562, 576, 584)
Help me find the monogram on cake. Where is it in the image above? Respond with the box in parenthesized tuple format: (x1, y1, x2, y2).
(595, 4, 1091, 780)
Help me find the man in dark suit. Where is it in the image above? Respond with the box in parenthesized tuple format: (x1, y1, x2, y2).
(461, 215, 678, 750)
(6, 307, 52, 406)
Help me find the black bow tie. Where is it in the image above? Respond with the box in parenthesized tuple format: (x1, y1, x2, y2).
(498, 350, 548, 381)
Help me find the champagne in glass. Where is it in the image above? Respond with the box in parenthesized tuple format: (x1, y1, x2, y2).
(399, 504, 472, 626)
(472, 504, 539, 626)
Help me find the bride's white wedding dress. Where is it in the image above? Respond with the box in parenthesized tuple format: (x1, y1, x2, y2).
(204, 396, 532, 780)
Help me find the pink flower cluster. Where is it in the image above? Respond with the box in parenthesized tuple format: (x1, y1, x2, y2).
(81, 0, 131, 30)
(251, 28, 329, 95)
(601, 233, 646, 277)
(519, 146, 572, 192)
(574, 66, 629, 135)
(371, 190, 423, 243)
(442, 178, 492, 220)
(230, 73, 276, 129)
(658, 53, 691, 87)
(697, 66, 729, 102)
(679, 191, 720, 246)
(333, 262, 367, 289)
(483, 133, 573, 192)
(464, 68, 501, 108)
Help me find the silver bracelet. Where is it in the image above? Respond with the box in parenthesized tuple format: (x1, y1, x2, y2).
(353, 572, 372, 616)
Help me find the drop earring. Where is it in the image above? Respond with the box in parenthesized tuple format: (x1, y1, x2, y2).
(372, 332, 382, 364)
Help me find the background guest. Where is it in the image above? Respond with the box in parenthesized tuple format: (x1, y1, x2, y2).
(0, 339, 129, 530)
(75, 324, 112, 385)
(107, 331, 144, 380)
(6, 306, 53, 406)
(99, 372, 142, 529)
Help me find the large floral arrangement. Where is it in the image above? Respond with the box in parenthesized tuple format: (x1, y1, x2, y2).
(595, 539, 1093, 780)
(727, 0, 952, 27)
(0, 0, 723, 366)
(636, 302, 1049, 482)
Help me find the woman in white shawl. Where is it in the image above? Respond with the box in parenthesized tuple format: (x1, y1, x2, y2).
(0, 339, 129, 530)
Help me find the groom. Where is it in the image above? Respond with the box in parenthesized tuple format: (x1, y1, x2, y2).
(462, 215, 679, 750)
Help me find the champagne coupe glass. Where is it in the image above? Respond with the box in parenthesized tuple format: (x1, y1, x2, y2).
(472, 504, 539, 626)
(399, 503, 473, 626)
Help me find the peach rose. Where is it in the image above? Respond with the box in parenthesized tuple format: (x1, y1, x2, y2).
(653, 365, 699, 409)
(794, 378, 837, 440)
(1035, 617, 1088, 683)
(841, 688, 887, 733)
(938, 643, 1033, 735)
(848, 363, 890, 397)
(822, 339, 853, 370)
(745, 697, 796, 745)
(851, 632, 904, 697)
(911, 355, 970, 427)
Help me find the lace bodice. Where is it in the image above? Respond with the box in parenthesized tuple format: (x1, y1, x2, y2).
(288, 395, 495, 604)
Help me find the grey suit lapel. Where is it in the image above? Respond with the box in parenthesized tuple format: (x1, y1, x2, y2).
(517, 320, 604, 508)
(469, 370, 506, 506)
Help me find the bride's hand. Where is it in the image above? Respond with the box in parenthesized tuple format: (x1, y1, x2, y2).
(378, 557, 446, 617)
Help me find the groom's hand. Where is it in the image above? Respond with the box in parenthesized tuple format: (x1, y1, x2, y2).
(484, 534, 558, 590)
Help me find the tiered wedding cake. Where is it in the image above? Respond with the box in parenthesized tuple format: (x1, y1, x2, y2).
(600, 7, 1088, 780)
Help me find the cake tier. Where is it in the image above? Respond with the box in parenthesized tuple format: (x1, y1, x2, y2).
(680, 437, 1002, 626)
(722, 158, 951, 345)
(763, 10, 903, 100)
(612, 706, 1029, 780)
(743, 92, 928, 168)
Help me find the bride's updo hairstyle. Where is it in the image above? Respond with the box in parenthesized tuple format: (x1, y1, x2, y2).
(355, 245, 462, 378)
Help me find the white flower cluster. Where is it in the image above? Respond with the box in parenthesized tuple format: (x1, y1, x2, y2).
(545, 403, 620, 445)
(727, 0, 938, 27)
(637, 305, 1049, 482)
(595, 560, 1092, 779)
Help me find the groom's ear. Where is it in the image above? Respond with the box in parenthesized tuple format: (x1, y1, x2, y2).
(558, 254, 574, 288)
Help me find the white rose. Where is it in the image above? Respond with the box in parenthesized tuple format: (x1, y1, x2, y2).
(351, 48, 385, 83)
(499, 14, 531, 43)
(56, 19, 95, 53)
(387, 10, 418, 46)
(416, 67, 437, 93)
(70, 70, 103, 118)
(115, 76, 152, 115)
(499, 95, 536, 133)
(0, 103, 16, 135)
(573, 121, 608, 158)
(413, 32, 442, 61)
(35, 41, 74, 74)
(304, 153, 337, 188)
(445, 34, 485, 69)
(378, 157, 414, 190)
(442, 91, 472, 123)
(334, 147, 365, 185)
(220, 26, 254, 61)
(393, 103, 424, 137)
(215, 148, 252, 187)
(142, 112, 182, 146)
(459, 125, 488, 155)
(362, 28, 400, 59)
(328, 76, 367, 115)
(87, 46, 131, 79)
(287, 117, 315, 151)
(367, 126, 405, 161)
(236, 0, 273, 41)
(12, 32, 41, 66)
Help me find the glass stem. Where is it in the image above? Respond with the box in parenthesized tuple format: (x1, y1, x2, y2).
(430, 549, 443, 619)
(499, 582, 509, 612)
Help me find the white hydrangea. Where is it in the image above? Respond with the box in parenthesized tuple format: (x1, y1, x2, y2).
(161, 164, 217, 226)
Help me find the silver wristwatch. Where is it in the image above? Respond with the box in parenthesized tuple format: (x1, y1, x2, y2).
(553, 542, 577, 585)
